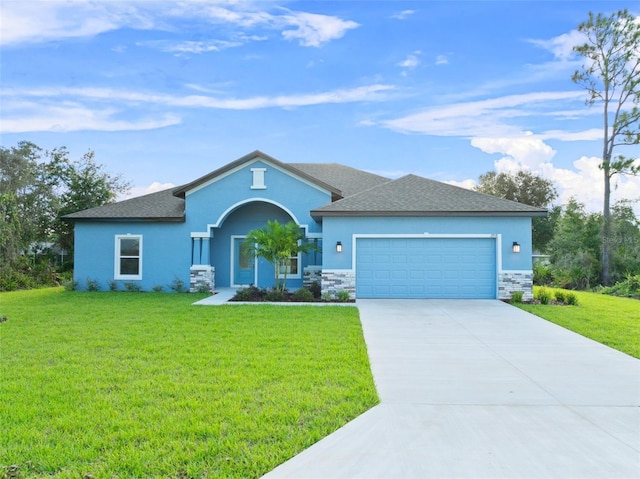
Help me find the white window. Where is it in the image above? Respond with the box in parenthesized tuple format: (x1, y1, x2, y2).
(251, 168, 266, 189)
(115, 235, 142, 280)
(278, 254, 300, 278)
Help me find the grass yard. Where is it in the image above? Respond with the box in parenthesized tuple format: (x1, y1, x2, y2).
(517, 288, 640, 359)
(0, 289, 378, 478)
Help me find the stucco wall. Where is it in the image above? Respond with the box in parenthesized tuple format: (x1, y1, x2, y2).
(321, 216, 533, 272)
(73, 221, 190, 292)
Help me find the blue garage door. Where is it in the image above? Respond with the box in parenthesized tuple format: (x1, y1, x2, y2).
(356, 238, 496, 299)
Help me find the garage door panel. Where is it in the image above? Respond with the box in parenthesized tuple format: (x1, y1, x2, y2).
(356, 237, 496, 299)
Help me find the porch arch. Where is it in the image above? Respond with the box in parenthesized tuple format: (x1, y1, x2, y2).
(208, 197, 308, 233)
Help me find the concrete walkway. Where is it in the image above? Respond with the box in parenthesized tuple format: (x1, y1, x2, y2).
(263, 299, 640, 478)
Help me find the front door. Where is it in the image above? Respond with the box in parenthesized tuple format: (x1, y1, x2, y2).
(233, 237, 256, 286)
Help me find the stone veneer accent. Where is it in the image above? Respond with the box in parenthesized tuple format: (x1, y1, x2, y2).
(498, 270, 533, 301)
(321, 269, 356, 299)
(190, 265, 215, 293)
(303, 266, 322, 288)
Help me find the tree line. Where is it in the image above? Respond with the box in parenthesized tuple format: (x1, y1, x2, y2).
(0, 141, 129, 290)
(475, 170, 640, 291)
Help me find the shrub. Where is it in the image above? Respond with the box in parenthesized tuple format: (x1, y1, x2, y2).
(554, 290, 566, 303)
(195, 283, 211, 294)
(64, 280, 78, 291)
(265, 288, 287, 302)
(169, 277, 187, 293)
(123, 282, 142, 292)
(510, 291, 524, 303)
(536, 287, 551, 305)
(321, 292, 332, 302)
(533, 262, 553, 286)
(308, 282, 321, 299)
(233, 286, 265, 301)
(565, 292, 579, 306)
(336, 290, 351, 302)
(152, 284, 164, 292)
(601, 274, 640, 298)
(107, 280, 118, 292)
(292, 288, 314, 302)
(86, 278, 100, 292)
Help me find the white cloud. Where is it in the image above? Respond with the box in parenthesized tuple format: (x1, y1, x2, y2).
(125, 182, 176, 199)
(382, 91, 585, 137)
(139, 39, 245, 54)
(528, 29, 586, 61)
(398, 51, 421, 70)
(539, 128, 602, 141)
(5, 84, 395, 111)
(445, 179, 477, 190)
(0, 100, 181, 132)
(280, 11, 359, 47)
(0, 1, 358, 48)
(391, 10, 416, 20)
(472, 135, 556, 171)
(469, 135, 640, 213)
(0, 1, 157, 46)
(435, 55, 449, 65)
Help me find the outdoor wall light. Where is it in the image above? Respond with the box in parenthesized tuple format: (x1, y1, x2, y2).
(512, 241, 521, 253)
(336, 241, 343, 253)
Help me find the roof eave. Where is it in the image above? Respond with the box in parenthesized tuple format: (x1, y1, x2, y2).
(63, 215, 185, 223)
(311, 210, 548, 218)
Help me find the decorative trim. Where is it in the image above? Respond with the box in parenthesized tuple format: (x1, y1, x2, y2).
(250, 168, 267, 189)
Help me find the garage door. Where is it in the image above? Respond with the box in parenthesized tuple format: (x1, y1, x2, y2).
(356, 237, 496, 299)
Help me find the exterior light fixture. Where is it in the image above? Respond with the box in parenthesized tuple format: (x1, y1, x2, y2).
(512, 241, 521, 253)
(336, 241, 342, 253)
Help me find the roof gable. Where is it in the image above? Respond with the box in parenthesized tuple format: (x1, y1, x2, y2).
(312, 174, 547, 217)
(173, 150, 341, 198)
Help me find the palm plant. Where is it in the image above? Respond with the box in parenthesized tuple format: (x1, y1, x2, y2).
(243, 220, 318, 291)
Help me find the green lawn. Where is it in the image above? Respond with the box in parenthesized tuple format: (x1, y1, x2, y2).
(517, 288, 640, 359)
(0, 289, 378, 478)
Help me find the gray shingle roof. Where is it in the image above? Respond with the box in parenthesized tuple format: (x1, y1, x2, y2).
(64, 152, 546, 222)
(288, 163, 390, 198)
(62, 187, 185, 222)
(311, 174, 547, 217)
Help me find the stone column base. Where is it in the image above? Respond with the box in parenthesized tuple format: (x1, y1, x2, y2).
(190, 265, 215, 293)
(321, 269, 356, 300)
(498, 271, 533, 301)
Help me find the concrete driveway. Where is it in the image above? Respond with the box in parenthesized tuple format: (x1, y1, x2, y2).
(263, 299, 640, 478)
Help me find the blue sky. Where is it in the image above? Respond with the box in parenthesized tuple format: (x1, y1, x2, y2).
(1, 1, 639, 212)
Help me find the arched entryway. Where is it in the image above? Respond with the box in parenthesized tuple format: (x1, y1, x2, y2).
(211, 200, 299, 288)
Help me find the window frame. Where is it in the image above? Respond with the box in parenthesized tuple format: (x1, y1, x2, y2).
(114, 234, 143, 280)
(277, 252, 301, 279)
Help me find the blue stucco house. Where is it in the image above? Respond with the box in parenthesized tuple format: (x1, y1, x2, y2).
(65, 151, 546, 300)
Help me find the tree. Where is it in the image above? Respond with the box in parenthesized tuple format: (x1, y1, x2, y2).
(572, 9, 640, 284)
(609, 201, 640, 280)
(547, 199, 602, 289)
(52, 149, 130, 257)
(0, 142, 60, 268)
(0, 141, 129, 289)
(243, 220, 317, 291)
(475, 170, 558, 251)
